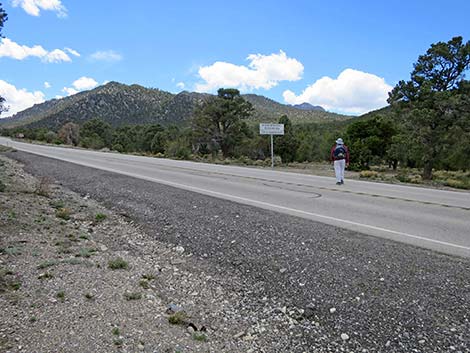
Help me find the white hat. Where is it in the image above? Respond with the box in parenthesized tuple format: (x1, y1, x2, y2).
(336, 138, 344, 145)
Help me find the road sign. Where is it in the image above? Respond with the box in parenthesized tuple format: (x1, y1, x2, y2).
(259, 123, 284, 135)
(259, 123, 284, 169)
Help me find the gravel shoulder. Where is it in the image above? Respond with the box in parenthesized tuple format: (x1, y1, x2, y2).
(2, 150, 470, 353)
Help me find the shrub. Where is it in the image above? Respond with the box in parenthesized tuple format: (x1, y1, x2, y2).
(0, 180, 5, 192)
(108, 258, 129, 270)
(359, 170, 379, 179)
(95, 213, 107, 222)
(56, 208, 71, 220)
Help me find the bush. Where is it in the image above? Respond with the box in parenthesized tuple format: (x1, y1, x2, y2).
(359, 170, 379, 179)
(0, 180, 5, 192)
(108, 257, 129, 270)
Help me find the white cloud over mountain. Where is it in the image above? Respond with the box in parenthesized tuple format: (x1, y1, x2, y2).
(196, 50, 303, 92)
(0, 80, 45, 117)
(283, 68, 393, 115)
(89, 50, 122, 62)
(0, 38, 78, 63)
(12, 0, 67, 17)
(62, 76, 98, 96)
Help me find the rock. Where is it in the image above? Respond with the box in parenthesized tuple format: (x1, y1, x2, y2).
(329, 307, 336, 314)
(137, 344, 145, 350)
(279, 268, 287, 273)
(175, 246, 185, 254)
(341, 333, 349, 341)
(233, 331, 245, 339)
(99, 244, 108, 252)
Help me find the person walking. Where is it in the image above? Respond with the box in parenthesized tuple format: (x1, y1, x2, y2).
(330, 138, 349, 185)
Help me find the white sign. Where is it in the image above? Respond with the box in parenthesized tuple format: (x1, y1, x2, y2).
(259, 123, 284, 135)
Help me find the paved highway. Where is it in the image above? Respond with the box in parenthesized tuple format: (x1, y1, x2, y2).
(2, 137, 469, 257)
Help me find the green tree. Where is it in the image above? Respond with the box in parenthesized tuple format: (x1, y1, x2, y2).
(276, 115, 299, 164)
(0, 3, 8, 116)
(388, 36, 470, 179)
(345, 116, 397, 169)
(193, 88, 253, 158)
(80, 118, 112, 149)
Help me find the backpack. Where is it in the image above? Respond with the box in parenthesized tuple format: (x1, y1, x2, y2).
(334, 145, 346, 159)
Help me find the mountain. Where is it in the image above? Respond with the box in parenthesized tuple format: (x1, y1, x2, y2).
(291, 102, 325, 111)
(0, 82, 350, 130)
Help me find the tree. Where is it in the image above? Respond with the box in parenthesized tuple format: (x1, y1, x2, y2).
(388, 36, 470, 179)
(58, 122, 80, 146)
(276, 115, 299, 163)
(193, 88, 253, 158)
(80, 118, 112, 149)
(0, 4, 8, 116)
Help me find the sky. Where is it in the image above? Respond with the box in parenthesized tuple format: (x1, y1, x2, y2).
(1, 0, 470, 118)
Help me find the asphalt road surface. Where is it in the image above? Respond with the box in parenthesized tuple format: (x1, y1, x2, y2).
(1, 137, 469, 258)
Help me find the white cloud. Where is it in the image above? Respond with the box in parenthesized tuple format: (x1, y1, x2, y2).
(0, 80, 45, 117)
(196, 50, 304, 92)
(62, 76, 98, 96)
(89, 50, 122, 62)
(176, 82, 185, 90)
(44, 81, 51, 88)
(0, 37, 77, 63)
(283, 68, 393, 115)
(65, 47, 80, 57)
(12, 0, 67, 17)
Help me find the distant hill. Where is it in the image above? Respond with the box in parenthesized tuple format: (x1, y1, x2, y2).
(0, 82, 350, 130)
(291, 102, 325, 111)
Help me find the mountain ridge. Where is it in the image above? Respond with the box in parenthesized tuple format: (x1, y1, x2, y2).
(0, 82, 351, 129)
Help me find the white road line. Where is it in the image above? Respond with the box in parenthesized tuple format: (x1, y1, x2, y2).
(21, 149, 470, 253)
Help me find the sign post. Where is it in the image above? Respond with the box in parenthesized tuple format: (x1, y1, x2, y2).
(259, 123, 284, 169)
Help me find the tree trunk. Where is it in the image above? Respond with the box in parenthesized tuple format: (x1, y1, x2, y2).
(423, 160, 433, 180)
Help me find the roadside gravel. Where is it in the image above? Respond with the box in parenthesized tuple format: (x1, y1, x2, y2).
(5, 151, 470, 353)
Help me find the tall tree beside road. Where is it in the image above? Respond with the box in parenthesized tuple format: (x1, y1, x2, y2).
(0, 3, 8, 116)
(388, 36, 470, 179)
(276, 115, 299, 163)
(58, 122, 80, 146)
(193, 88, 253, 158)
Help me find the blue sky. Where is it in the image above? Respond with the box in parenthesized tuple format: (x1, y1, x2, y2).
(1, 0, 470, 117)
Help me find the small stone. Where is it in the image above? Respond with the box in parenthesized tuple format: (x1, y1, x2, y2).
(280, 306, 287, 314)
(233, 331, 245, 339)
(99, 244, 108, 252)
(175, 246, 185, 254)
(279, 268, 287, 273)
(418, 339, 425, 344)
(137, 344, 145, 350)
(330, 307, 336, 314)
(341, 333, 349, 341)
(385, 340, 391, 347)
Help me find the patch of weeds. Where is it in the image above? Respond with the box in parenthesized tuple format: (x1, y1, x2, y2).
(76, 247, 96, 258)
(55, 208, 71, 221)
(108, 258, 129, 270)
(95, 213, 107, 222)
(113, 339, 123, 347)
(192, 332, 208, 342)
(38, 272, 54, 280)
(0, 180, 6, 192)
(34, 215, 47, 224)
(64, 258, 87, 266)
(56, 290, 65, 301)
(112, 327, 120, 336)
(7, 211, 16, 220)
(3, 246, 21, 256)
(9, 281, 21, 291)
(49, 200, 65, 209)
(29, 316, 37, 323)
(168, 311, 188, 325)
(78, 233, 90, 240)
(141, 273, 156, 281)
(84, 293, 94, 300)
(124, 292, 142, 301)
(139, 279, 150, 289)
(37, 260, 58, 269)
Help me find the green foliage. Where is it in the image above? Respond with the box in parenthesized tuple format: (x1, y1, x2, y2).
(58, 122, 80, 146)
(108, 258, 129, 270)
(345, 116, 397, 169)
(81, 119, 112, 149)
(193, 88, 253, 158)
(388, 36, 470, 179)
(276, 115, 299, 163)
